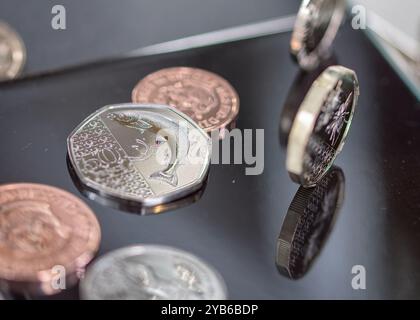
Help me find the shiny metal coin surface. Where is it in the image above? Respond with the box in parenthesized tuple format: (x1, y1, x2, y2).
(132, 67, 240, 134)
(286, 65, 359, 187)
(80, 245, 228, 300)
(0, 22, 26, 81)
(67, 103, 211, 208)
(0, 183, 101, 295)
(290, 0, 345, 70)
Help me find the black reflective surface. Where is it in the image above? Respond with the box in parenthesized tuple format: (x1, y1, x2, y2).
(1, 22, 420, 299)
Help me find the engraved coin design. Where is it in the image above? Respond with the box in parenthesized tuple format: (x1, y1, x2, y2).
(132, 67, 240, 133)
(286, 65, 359, 187)
(0, 22, 26, 81)
(80, 245, 227, 300)
(0, 183, 101, 294)
(276, 166, 344, 279)
(67, 155, 207, 216)
(67, 104, 211, 209)
(290, 0, 345, 70)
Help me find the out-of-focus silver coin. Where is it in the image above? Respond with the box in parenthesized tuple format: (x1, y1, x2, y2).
(67, 104, 211, 209)
(0, 22, 26, 81)
(276, 166, 345, 279)
(286, 65, 359, 187)
(290, 0, 345, 71)
(80, 245, 228, 300)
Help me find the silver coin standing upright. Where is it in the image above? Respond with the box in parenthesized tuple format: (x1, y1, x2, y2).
(0, 22, 26, 81)
(67, 103, 211, 209)
(291, 0, 346, 70)
(286, 65, 359, 187)
(80, 245, 228, 300)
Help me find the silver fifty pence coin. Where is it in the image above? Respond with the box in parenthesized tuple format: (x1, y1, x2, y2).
(80, 245, 228, 300)
(0, 21, 26, 81)
(67, 103, 211, 209)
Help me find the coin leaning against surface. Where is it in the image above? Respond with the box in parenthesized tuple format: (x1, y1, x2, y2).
(80, 245, 228, 300)
(132, 67, 240, 133)
(67, 103, 211, 209)
(290, 0, 346, 70)
(286, 65, 359, 187)
(0, 22, 26, 80)
(0, 183, 101, 294)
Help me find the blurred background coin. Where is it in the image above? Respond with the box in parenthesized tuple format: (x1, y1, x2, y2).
(286, 65, 359, 187)
(290, 0, 346, 71)
(80, 245, 228, 300)
(132, 67, 240, 135)
(0, 183, 101, 295)
(0, 21, 25, 81)
(276, 166, 345, 279)
(67, 103, 211, 210)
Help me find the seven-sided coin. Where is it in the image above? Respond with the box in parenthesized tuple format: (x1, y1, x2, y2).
(67, 103, 211, 209)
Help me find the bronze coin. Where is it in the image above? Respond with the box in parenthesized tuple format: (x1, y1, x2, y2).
(0, 183, 101, 293)
(132, 67, 240, 133)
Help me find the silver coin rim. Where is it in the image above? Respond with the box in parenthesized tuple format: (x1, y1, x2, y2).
(67, 103, 212, 207)
(286, 65, 359, 187)
(290, 0, 346, 71)
(80, 245, 228, 300)
(0, 22, 26, 80)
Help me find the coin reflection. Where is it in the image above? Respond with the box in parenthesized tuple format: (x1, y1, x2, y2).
(67, 155, 207, 215)
(276, 166, 345, 279)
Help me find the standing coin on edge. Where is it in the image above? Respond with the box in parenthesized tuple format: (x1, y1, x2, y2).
(67, 103, 211, 210)
(132, 67, 240, 135)
(0, 183, 101, 295)
(286, 65, 359, 187)
(290, 0, 346, 71)
(80, 245, 228, 300)
(0, 22, 26, 81)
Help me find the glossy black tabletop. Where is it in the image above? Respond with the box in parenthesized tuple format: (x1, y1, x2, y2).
(0, 22, 419, 299)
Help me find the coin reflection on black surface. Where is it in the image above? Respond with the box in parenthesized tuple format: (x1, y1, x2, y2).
(67, 156, 207, 215)
(276, 166, 344, 279)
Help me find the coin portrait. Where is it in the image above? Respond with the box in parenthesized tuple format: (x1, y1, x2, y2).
(0, 183, 101, 294)
(80, 245, 227, 300)
(286, 65, 359, 187)
(0, 22, 26, 81)
(132, 67, 240, 134)
(67, 103, 211, 209)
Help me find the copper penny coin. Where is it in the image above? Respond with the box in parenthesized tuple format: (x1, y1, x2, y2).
(0, 183, 101, 294)
(132, 67, 240, 134)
